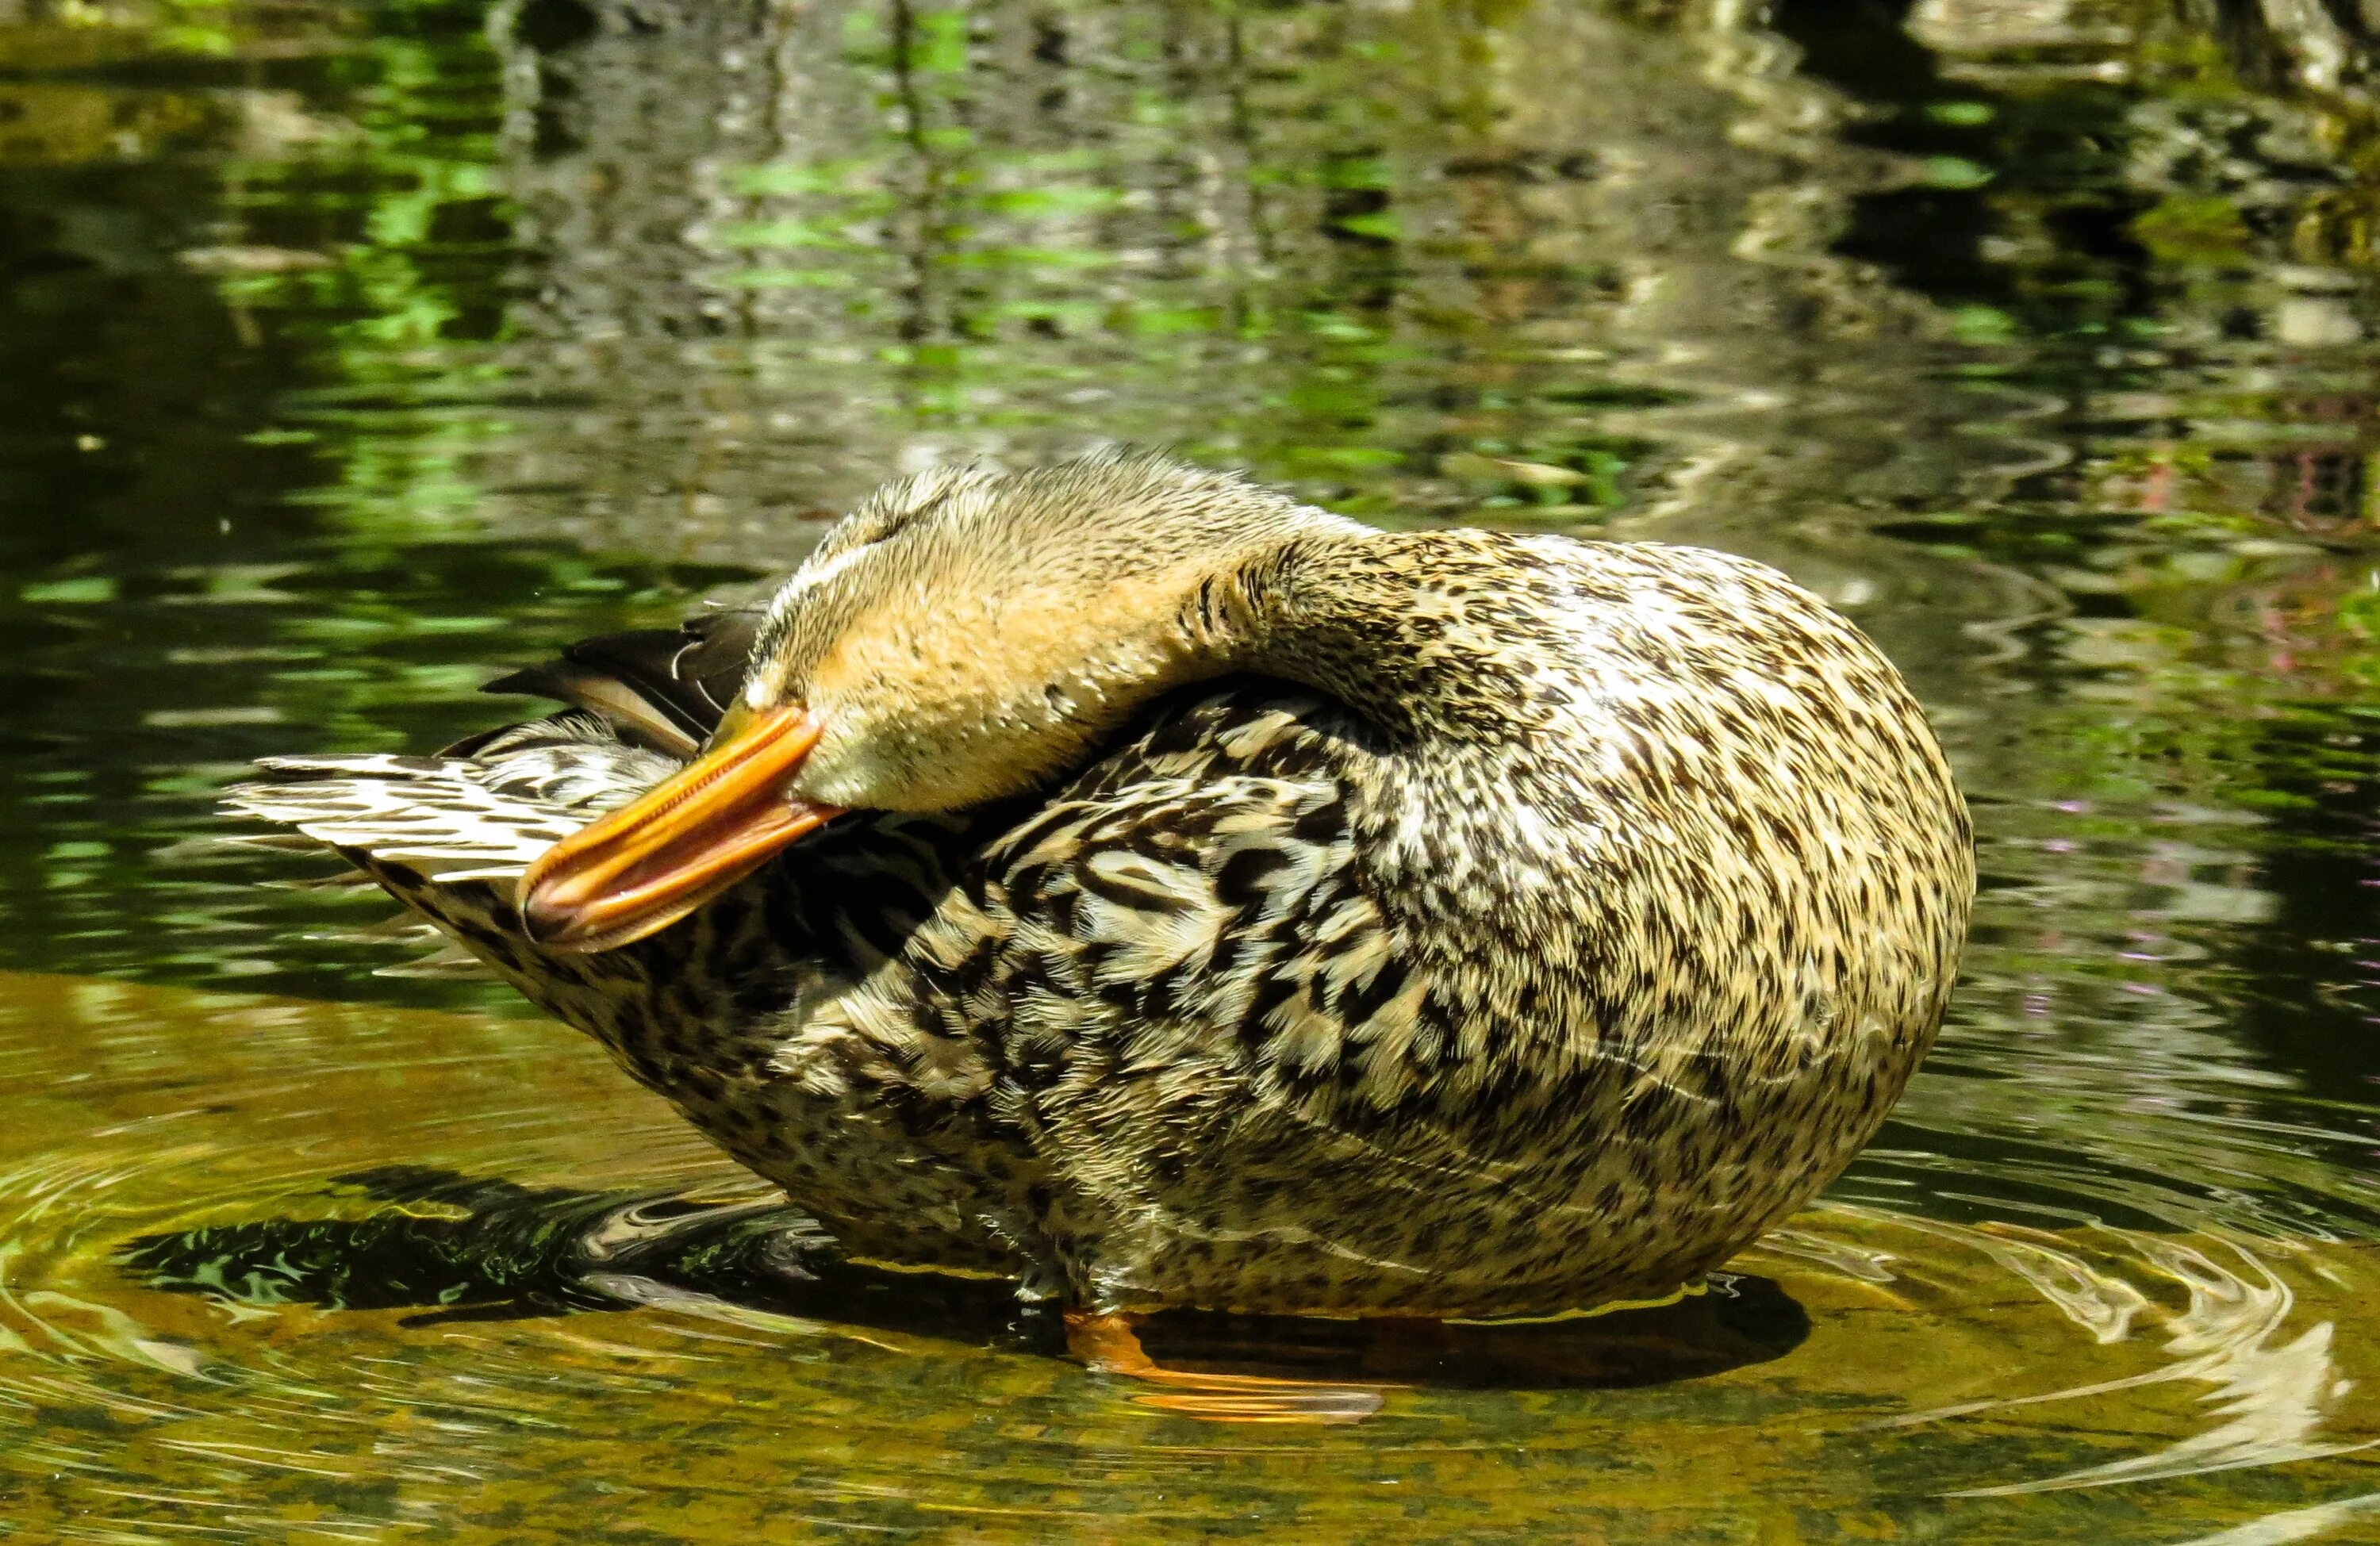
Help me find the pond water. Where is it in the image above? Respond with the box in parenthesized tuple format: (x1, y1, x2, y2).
(6, 0, 2380, 1539)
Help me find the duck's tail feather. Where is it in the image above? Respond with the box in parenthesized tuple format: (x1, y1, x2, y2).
(221, 714, 684, 974)
(228, 601, 756, 976)
(229, 751, 593, 881)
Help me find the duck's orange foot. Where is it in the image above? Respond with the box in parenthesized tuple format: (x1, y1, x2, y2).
(1065, 1311, 1388, 1424)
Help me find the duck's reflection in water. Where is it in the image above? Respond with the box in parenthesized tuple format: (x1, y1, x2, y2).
(119, 1166, 1808, 1408)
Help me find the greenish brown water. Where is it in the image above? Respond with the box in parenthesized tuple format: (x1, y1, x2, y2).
(6, 0, 2380, 1538)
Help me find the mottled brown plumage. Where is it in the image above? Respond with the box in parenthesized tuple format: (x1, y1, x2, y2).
(228, 451, 1973, 1318)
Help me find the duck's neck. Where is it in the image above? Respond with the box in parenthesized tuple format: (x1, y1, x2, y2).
(1215, 524, 1552, 751)
(1204, 525, 1585, 928)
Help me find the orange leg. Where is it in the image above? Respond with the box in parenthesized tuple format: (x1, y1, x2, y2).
(1065, 1311, 1388, 1424)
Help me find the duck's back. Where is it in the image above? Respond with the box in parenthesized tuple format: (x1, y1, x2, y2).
(897, 534, 1975, 1316)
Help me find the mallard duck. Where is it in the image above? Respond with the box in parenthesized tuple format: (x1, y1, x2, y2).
(229, 452, 1971, 1364)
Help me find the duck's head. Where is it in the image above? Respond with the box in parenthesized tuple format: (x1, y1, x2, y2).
(519, 453, 1364, 950)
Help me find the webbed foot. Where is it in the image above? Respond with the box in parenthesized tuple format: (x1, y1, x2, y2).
(1065, 1310, 1389, 1424)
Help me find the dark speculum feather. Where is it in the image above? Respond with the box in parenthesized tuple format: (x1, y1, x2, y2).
(476, 612, 762, 758)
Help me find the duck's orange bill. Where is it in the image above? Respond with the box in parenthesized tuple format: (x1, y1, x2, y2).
(517, 704, 839, 952)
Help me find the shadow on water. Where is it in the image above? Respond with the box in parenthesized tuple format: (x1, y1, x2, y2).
(119, 1166, 1810, 1391)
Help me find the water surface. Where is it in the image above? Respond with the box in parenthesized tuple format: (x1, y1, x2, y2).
(5, 1, 2380, 1539)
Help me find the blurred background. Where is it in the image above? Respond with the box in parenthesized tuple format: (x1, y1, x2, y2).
(6, 1, 2380, 1540)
